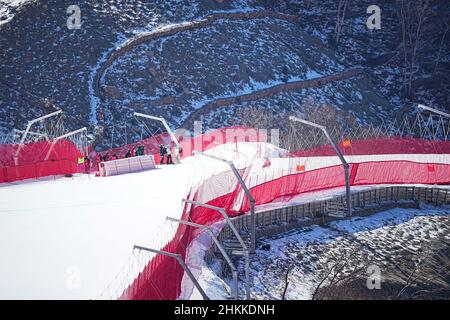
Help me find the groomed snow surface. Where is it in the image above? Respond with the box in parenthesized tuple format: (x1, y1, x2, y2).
(0, 142, 276, 299)
(0, 164, 193, 299)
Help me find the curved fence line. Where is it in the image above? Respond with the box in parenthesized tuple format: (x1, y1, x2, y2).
(218, 185, 450, 243)
(0, 139, 84, 183)
(119, 153, 450, 299)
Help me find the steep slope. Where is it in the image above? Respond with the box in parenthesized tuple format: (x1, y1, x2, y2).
(1, 0, 447, 150)
(1, 0, 393, 149)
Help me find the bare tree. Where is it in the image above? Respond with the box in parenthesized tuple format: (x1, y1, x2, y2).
(232, 106, 273, 129)
(312, 234, 450, 300)
(285, 98, 359, 151)
(433, 13, 450, 74)
(311, 247, 369, 300)
(395, 238, 450, 300)
(281, 266, 293, 300)
(333, 0, 349, 46)
(397, 0, 432, 97)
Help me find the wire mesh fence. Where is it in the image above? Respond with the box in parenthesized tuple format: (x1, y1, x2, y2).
(285, 110, 450, 152)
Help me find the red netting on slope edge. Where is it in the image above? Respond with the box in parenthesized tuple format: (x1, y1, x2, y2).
(113, 131, 450, 166)
(118, 165, 251, 300)
(0, 139, 83, 183)
(89, 127, 450, 169)
(102, 128, 450, 300)
(239, 161, 450, 211)
(119, 156, 450, 300)
(291, 137, 450, 156)
(101, 126, 267, 163)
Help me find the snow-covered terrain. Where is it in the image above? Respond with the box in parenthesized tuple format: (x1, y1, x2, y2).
(3, 1, 447, 150)
(1, 0, 449, 302)
(232, 206, 450, 300)
(182, 186, 450, 300)
(0, 165, 191, 299)
(0, 0, 34, 26)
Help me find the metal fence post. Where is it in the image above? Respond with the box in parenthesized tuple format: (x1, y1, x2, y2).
(289, 116, 352, 216)
(193, 151, 257, 254)
(166, 216, 240, 300)
(133, 245, 209, 300)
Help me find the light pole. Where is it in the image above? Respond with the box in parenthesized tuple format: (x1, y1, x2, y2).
(289, 116, 352, 216)
(417, 104, 450, 119)
(133, 112, 183, 162)
(182, 199, 251, 300)
(14, 110, 63, 165)
(192, 151, 256, 253)
(44, 127, 87, 161)
(166, 216, 239, 300)
(133, 245, 209, 300)
(134, 112, 180, 143)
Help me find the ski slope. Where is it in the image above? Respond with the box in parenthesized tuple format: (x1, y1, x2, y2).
(0, 142, 276, 299)
(0, 164, 194, 299)
(0, 140, 448, 299)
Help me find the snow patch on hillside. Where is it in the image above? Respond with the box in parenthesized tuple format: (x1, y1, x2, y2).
(244, 206, 450, 300)
(0, 0, 34, 26)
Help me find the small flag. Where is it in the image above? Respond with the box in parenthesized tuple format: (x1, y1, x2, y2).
(342, 139, 352, 148)
(77, 157, 85, 164)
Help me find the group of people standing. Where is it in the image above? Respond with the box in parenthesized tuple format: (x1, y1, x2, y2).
(87, 145, 145, 173)
(79, 153, 119, 174)
(82, 143, 180, 174)
(96, 152, 118, 164)
(125, 145, 145, 158)
(159, 144, 182, 165)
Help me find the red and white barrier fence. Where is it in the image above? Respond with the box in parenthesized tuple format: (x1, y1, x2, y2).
(98, 155, 156, 177)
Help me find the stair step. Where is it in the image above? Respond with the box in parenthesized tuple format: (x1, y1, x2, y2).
(221, 238, 251, 253)
(327, 212, 346, 218)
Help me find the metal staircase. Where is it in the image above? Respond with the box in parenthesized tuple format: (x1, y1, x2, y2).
(326, 200, 346, 218)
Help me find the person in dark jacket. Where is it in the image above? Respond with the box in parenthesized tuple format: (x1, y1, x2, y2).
(96, 153, 103, 171)
(159, 144, 166, 164)
(166, 144, 173, 165)
(125, 149, 131, 158)
(84, 155, 90, 173)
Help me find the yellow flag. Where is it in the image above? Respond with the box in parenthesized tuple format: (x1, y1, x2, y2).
(77, 157, 85, 164)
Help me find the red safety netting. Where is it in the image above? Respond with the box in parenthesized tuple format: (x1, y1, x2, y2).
(292, 137, 450, 156)
(239, 161, 450, 211)
(118, 131, 450, 300)
(0, 139, 83, 183)
(119, 168, 250, 300)
(7, 126, 448, 299)
(100, 126, 268, 165)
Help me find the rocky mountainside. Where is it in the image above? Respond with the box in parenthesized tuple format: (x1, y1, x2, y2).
(0, 0, 448, 149)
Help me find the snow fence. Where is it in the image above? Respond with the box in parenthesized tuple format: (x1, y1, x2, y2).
(0, 139, 83, 183)
(118, 133, 450, 300)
